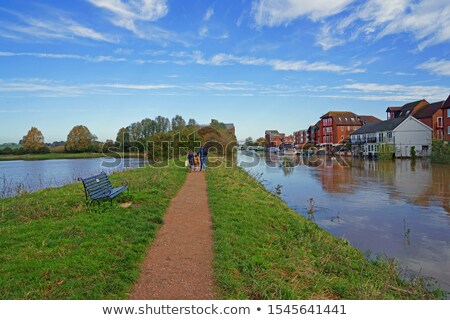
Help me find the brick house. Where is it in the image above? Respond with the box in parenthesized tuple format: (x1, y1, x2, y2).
(307, 122, 319, 144)
(443, 96, 450, 141)
(386, 99, 429, 119)
(319, 111, 364, 146)
(414, 101, 445, 140)
(294, 130, 308, 146)
(265, 130, 285, 148)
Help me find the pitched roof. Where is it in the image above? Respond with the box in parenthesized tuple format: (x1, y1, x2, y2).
(442, 95, 450, 109)
(398, 99, 428, 116)
(358, 115, 382, 125)
(351, 116, 408, 135)
(386, 106, 401, 112)
(414, 101, 444, 119)
(320, 111, 360, 125)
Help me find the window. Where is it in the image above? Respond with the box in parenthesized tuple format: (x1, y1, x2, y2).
(437, 117, 443, 128)
(338, 117, 342, 121)
(406, 110, 411, 115)
(341, 127, 344, 131)
(347, 126, 350, 131)
(448, 109, 450, 118)
(448, 126, 450, 135)
(351, 117, 355, 121)
(345, 117, 348, 121)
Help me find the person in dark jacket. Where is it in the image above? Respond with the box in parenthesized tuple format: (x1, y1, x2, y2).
(187, 150, 195, 173)
(197, 145, 208, 172)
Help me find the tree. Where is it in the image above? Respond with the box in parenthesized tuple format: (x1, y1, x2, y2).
(171, 115, 186, 130)
(155, 116, 171, 133)
(141, 118, 156, 137)
(22, 127, 46, 153)
(245, 137, 255, 146)
(188, 118, 198, 127)
(256, 137, 266, 146)
(65, 125, 96, 153)
(116, 127, 132, 152)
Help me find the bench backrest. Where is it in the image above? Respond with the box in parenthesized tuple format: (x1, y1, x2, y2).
(80, 172, 113, 200)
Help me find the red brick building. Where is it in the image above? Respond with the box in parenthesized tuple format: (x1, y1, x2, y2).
(414, 101, 445, 140)
(443, 96, 450, 141)
(386, 100, 429, 120)
(320, 111, 364, 146)
(294, 130, 307, 146)
(265, 130, 285, 147)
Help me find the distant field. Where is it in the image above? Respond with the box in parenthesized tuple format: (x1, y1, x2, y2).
(0, 144, 21, 150)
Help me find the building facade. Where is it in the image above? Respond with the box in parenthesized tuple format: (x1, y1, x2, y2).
(294, 130, 308, 147)
(414, 101, 445, 140)
(350, 116, 432, 158)
(320, 111, 363, 146)
(443, 96, 450, 141)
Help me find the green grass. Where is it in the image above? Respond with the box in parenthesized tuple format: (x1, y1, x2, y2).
(0, 153, 141, 161)
(0, 164, 187, 299)
(207, 164, 444, 300)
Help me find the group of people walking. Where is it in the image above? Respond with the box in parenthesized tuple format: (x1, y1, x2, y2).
(187, 145, 208, 173)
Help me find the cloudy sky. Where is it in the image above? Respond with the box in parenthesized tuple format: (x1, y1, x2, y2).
(1, 0, 449, 143)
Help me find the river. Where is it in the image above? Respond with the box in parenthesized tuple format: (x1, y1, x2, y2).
(0, 157, 144, 198)
(238, 151, 450, 294)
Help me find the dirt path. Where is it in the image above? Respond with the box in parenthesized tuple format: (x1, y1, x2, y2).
(130, 171, 215, 300)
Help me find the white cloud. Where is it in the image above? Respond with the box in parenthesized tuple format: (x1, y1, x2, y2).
(337, 82, 450, 101)
(87, 0, 168, 34)
(0, 79, 177, 97)
(417, 58, 450, 76)
(191, 51, 365, 74)
(0, 51, 126, 63)
(252, 0, 355, 27)
(316, 0, 450, 50)
(199, 26, 208, 38)
(204, 7, 214, 21)
(0, 14, 116, 43)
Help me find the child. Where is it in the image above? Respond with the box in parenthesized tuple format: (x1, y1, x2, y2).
(194, 154, 200, 172)
(187, 150, 195, 173)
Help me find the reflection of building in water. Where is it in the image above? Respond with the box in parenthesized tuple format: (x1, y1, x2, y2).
(310, 158, 449, 214)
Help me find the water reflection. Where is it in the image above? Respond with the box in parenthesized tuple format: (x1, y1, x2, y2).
(238, 151, 450, 293)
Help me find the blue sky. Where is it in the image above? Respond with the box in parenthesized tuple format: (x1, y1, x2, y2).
(0, 0, 449, 143)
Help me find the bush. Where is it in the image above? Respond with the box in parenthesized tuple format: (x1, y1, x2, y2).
(377, 144, 395, 160)
(431, 140, 450, 164)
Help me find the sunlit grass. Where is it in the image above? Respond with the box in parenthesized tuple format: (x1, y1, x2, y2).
(0, 164, 187, 299)
(207, 163, 444, 300)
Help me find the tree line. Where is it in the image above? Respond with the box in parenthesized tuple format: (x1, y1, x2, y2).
(0, 115, 236, 159)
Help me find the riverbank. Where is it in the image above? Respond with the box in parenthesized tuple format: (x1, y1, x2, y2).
(206, 164, 444, 299)
(0, 164, 187, 299)
(0, 153, 141, 161)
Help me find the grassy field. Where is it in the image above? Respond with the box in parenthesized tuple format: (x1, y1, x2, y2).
(206, 164, 444, 300)
(0, 164, 187, 299)
(0, 153, 141, 161)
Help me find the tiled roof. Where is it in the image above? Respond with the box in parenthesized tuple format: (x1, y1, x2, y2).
(442, 95, 450, 109)
(414, 101, 444, 119)
(358, 115, 381, 124)
(386, 106, 401, 112)
(351, 116, 408, 135)
(320, 111, 360, 125)
(398, 99, 428, 116)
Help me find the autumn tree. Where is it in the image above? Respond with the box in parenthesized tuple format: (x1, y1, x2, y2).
(22, 127, 48, 153)
(65, 125, 97, 153)
(256, 137, 266, 146)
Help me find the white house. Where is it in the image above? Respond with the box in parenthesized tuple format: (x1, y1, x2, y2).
(350, 116, 432, 158)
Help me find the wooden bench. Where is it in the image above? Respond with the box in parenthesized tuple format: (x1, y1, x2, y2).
(79, 172, 128, 204)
